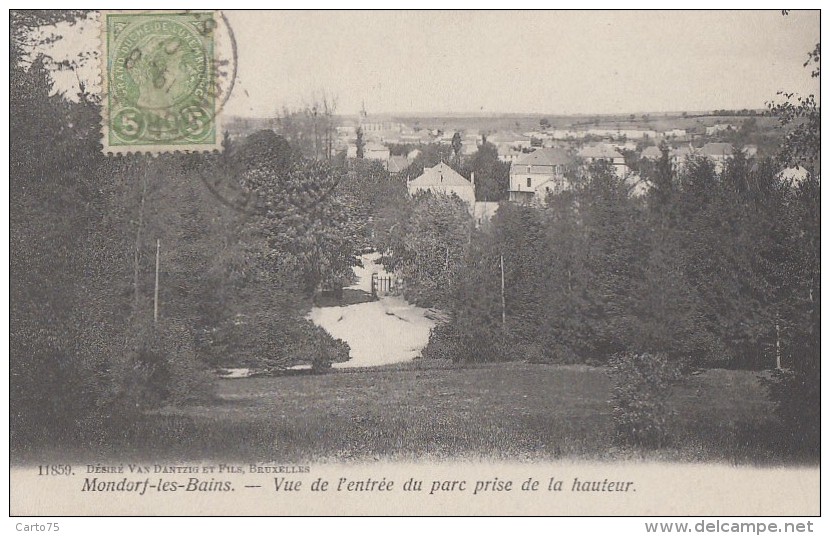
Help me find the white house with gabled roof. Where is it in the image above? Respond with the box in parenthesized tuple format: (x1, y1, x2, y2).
(407, 162, 475, 213)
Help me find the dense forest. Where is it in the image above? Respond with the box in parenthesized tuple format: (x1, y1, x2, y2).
(10, 12, 389, 449)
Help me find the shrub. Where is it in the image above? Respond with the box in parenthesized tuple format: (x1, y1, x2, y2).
(421, 322, 460, 361)
(607, 352, 683, 447)
(111, 319, 213, 409)
(285, 322, 350, 373)
(422, 321, 519, 363)
(159, 323, 215, 405)
(206, 306, 351, 372)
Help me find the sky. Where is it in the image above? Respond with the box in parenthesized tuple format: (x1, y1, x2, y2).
(32, 9, 820, 117)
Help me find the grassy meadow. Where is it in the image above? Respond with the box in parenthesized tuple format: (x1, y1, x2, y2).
(17, 360, 809, 466)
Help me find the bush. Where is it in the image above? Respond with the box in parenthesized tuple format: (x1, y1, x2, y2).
(159, 324, 215, 405)
(205, 305, 351, 372)
(422, 321, 519, 363)
(420, 322, 459, 361)
(286, 322, 350, 373)
(111, 319, 213, 409)
(607, 352, 683, 447)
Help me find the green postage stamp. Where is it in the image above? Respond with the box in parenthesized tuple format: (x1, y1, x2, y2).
(102, 11, 221, 153)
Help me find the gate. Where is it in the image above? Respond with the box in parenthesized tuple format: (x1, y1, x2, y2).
(371, 273, 396, 297)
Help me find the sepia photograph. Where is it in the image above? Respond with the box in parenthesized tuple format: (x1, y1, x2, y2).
(7, 6, 822, 522)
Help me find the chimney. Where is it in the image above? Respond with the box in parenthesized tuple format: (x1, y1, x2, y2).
(471, 172, 475, 188)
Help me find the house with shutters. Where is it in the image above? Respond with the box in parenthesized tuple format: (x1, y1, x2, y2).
(508, 148, 572, 204)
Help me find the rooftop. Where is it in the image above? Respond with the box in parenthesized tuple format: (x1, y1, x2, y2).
(387, 155, 411, 173)
(578, 144, 624, 160)
(364, 142, 389, 152)
(409, 162, 471, 188)
(487, 131, 530, 144)
(701, 142, 734, 157)
(513, 148, 571, 167)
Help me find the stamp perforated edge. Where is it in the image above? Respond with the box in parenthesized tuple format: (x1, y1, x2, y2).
(98, 9, 226, 155)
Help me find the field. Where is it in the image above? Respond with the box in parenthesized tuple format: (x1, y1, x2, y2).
(18, 360, 809, 466)
(383, 112, 780, 135)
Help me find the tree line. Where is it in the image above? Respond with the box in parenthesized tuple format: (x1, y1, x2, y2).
(9, 12, 376, 450)
(414, 115, 818, 450)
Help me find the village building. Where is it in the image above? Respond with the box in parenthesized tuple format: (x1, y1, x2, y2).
(586, 128, 618, 139)
(497, 145, 523, 163)
(399, 130, 433, 144)
(701, 142, 734, 172)
(438, 131, 457, 144)
(667, 143, 741, 173)
(705, 123, 734, 136)
(616, 129, 658, 140)
(363, 142, 391, 162)
(664, 128, 687, 138)
(336, 125, 357, 137)
(671, 145, 696, 169)
(578, 144, 629, 177)
(488, 131, 532, 153)
(508, 148, 571, 204)
(360, 121, 405, 135)
(407, 162, 476, 214)
(346, 141, 391, 164)
(613, 140, 639, 152)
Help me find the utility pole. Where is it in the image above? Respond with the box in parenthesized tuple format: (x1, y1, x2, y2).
(500, 254, 506, 329)
(154, 239, 160, 325)
(775, 313, 781, 370)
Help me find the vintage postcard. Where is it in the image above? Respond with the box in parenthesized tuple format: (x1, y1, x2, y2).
(8, 8, 821, 523)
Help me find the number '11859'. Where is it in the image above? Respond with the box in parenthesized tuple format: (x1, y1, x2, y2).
(37, 465, 72, 476)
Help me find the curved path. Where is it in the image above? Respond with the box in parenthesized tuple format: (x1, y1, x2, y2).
(308, 254, 436, 368)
